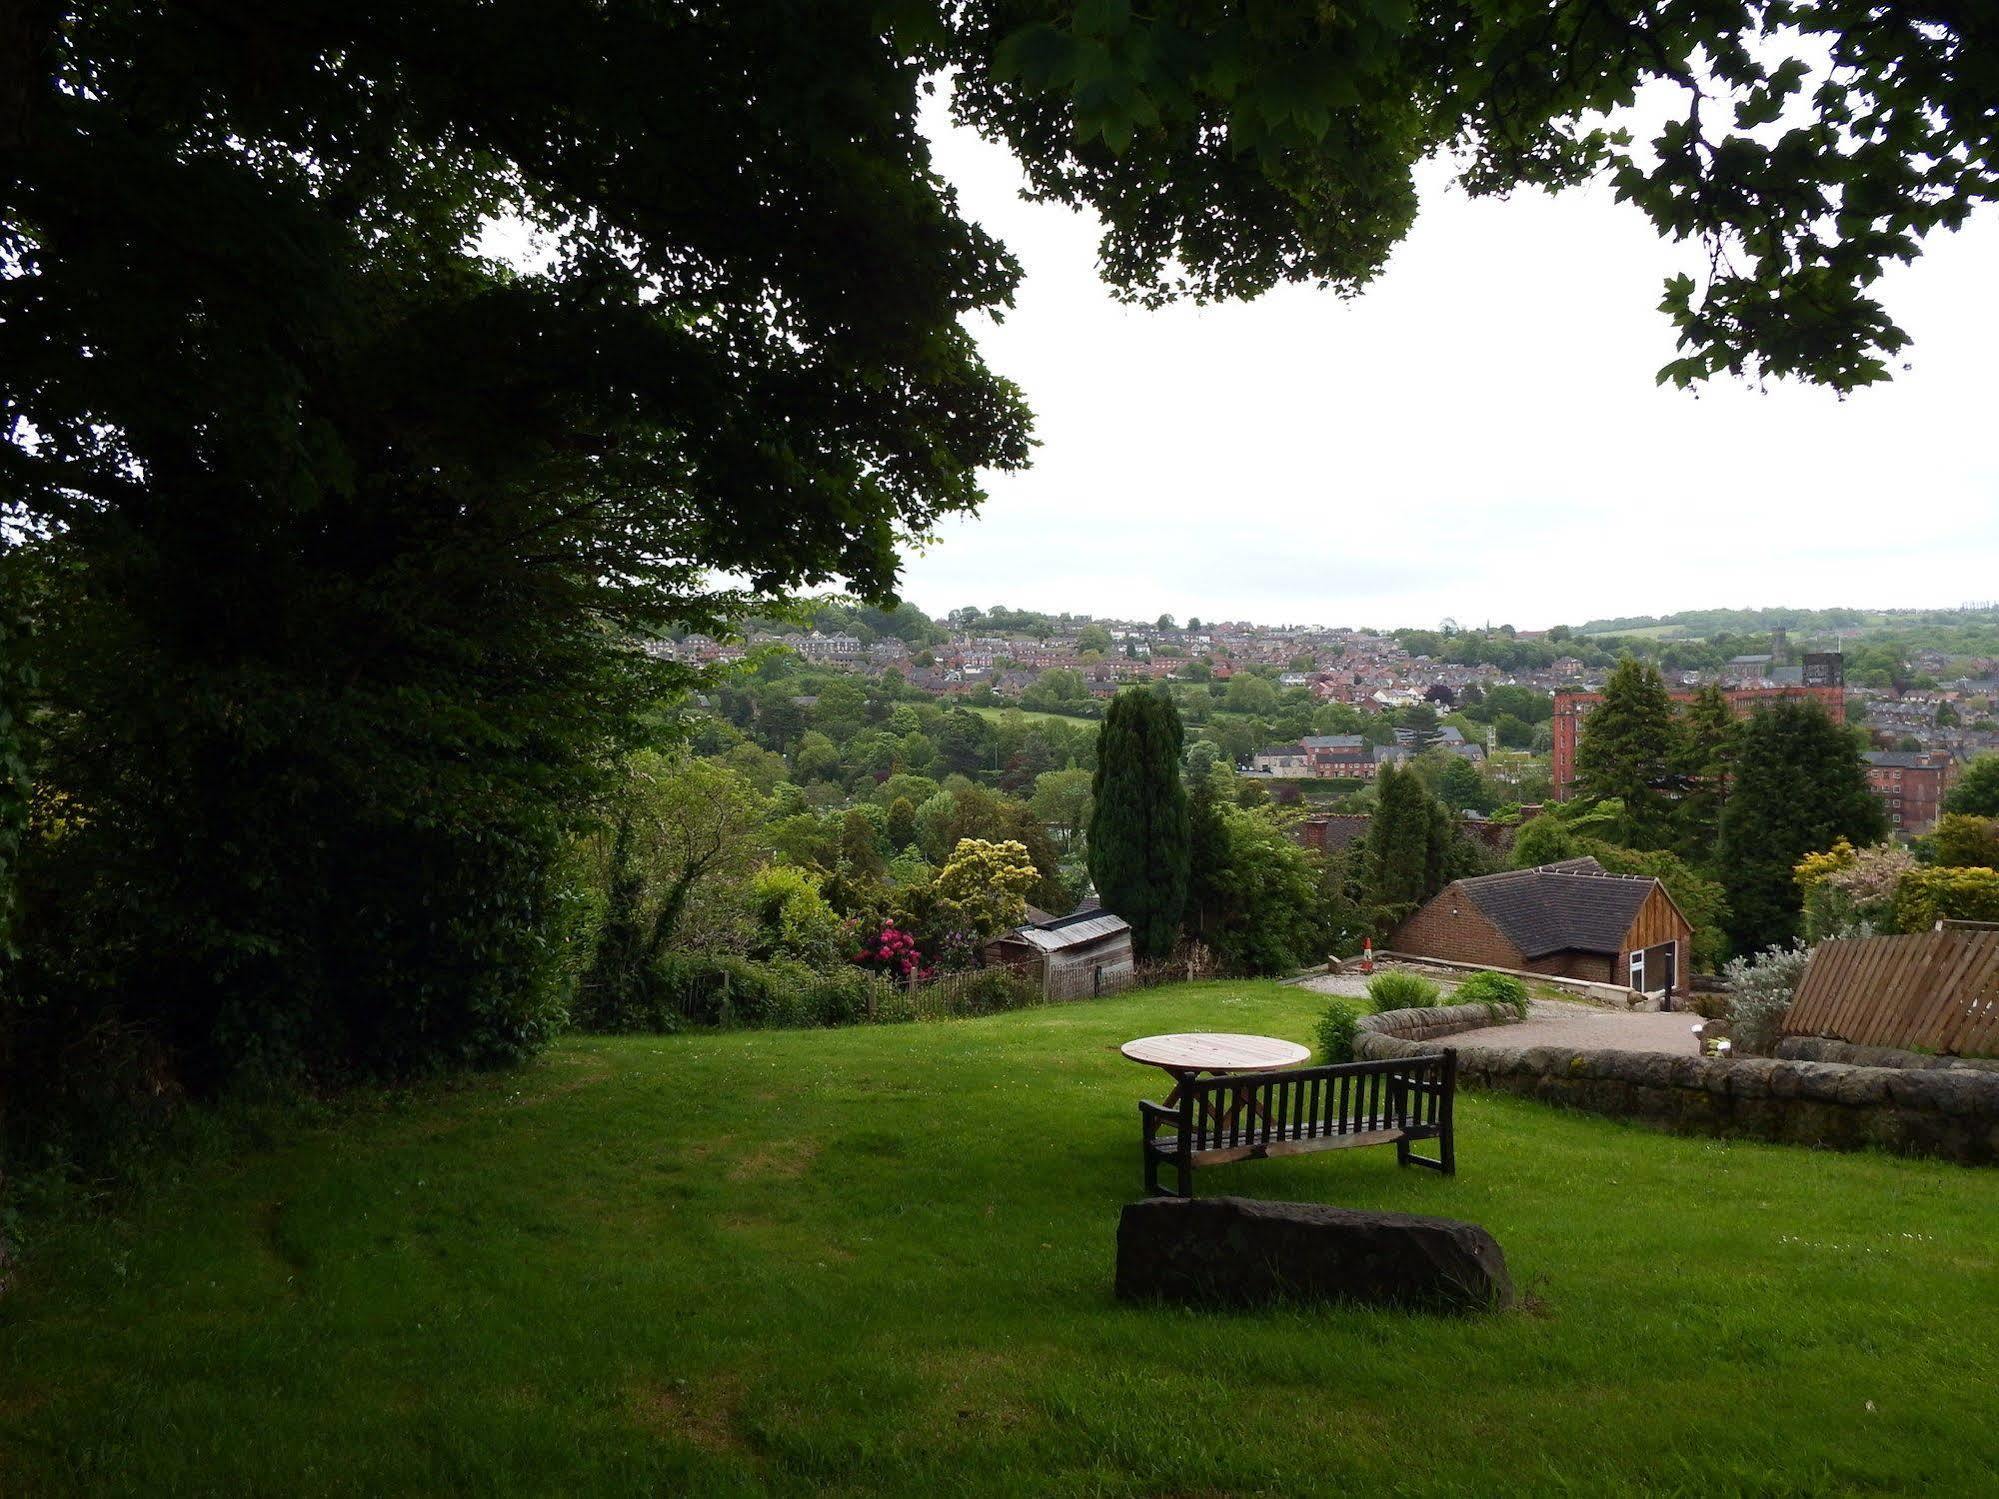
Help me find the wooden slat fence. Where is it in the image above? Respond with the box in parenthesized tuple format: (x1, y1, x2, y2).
(1784, 928, 1999, 1056)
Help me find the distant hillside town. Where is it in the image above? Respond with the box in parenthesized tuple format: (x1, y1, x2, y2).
(641, 603, 1999, 836)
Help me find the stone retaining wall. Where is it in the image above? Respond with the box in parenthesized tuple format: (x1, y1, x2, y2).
(1774, 1036, 1999, 1075)
(1355, 1006, 1999, 1165)
(1354, 1003, 1508, 1051)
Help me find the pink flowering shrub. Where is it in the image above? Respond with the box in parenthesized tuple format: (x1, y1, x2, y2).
(853, 921, 932, 982)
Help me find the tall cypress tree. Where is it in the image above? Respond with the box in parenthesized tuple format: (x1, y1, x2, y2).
(1573, 657, 1677, 848)
(1717, 701, 1886, 953)
(1088, 691, 1190, 960)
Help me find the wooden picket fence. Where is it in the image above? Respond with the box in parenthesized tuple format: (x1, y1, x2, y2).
(1783, 927, 1999, 1056)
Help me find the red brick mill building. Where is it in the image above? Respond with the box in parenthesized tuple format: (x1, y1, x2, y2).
(1551, 654, 1846, 800)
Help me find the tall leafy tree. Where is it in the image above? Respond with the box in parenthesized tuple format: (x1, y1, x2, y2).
(1717, 702, 1887, 953)
(1088, 692, 1189, 959)
(6, 6, 1034, 1094)
(0, 601, 27, 967)
(1573, 659, 1677, 848)
(579, 755, 768, 1027)
(1436, 756, 1495, 814)
(955, 5, 1999, 390)
(1200, 805, 1344, 975)
(1945, 756, 1999, 818)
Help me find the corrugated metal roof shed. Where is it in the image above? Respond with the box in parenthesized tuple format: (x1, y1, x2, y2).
(1008, 912, 1130, 953)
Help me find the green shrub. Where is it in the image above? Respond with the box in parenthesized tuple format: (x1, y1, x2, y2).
(1315, 999, 1363, 1063)
(1721, 940, 1812, 1056)
(1364, 971, 1441, 1014)
(1892, 866, 1999, 932)
(577, 954, 1041, 1034)
(1453, 970, 1530, 1019)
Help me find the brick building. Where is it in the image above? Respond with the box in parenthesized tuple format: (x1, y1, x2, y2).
(1861, 750, 1957, 835)
(1303, 734, 1376, 777)
(1390, 857, 1694, 997)
(1552, 665, 1845, 799)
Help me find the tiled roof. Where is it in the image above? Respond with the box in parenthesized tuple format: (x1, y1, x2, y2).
(1301, 735, 1367, 749)
(1301, 813, 1373, 851)
(1455, 857, 1661, 959)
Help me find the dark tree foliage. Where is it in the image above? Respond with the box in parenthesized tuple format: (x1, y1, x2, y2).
(1716, 701, 1886, 953)
(886, 796, 920, 853)
(1088, 692, 1189, 960)
(954, 1, 1999, 390)
(1182, 767, 1230, 949)
(1572, 658, 1677, 848)
(0, 599, 27, 966)
(2, 4, 1031, 1099)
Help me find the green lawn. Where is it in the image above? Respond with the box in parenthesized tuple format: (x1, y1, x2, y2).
(966, 703, 1099, 729)
(4, 982, 1996, 1496)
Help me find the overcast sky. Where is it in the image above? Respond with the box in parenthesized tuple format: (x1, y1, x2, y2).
(897, 88, 1999, 633)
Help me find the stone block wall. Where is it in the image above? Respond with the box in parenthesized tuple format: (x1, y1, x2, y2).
(1354, 1003, 1507, 1052)
(1774, 1037, 1999, 1075)
(1354, 1006, 1999, 1166)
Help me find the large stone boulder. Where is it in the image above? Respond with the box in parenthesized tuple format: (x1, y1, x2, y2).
(1115, 1196, 1514, 1315)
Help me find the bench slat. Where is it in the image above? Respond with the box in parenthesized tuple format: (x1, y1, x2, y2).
(1138, 1051, 1457, 1196)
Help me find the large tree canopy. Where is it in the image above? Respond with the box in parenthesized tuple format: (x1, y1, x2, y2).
(953, 0, 1998, 390)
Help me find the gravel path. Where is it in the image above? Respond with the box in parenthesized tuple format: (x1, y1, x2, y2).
(1295, 974, 1703, 1056)
(1457, 999, 1703, 1056)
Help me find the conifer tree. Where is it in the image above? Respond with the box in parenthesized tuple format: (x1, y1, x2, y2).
(1672, 683, 1740, 862)
(1717, 701, 1886, 952)
(1366, 763, 1453, 926)
(1088, 691, 1190, 960)
(1573, 658, 1676, 848)
(1181, 762, 1228, 947)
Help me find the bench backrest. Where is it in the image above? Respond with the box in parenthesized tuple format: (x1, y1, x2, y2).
(1177, 1052, 1454, 1149)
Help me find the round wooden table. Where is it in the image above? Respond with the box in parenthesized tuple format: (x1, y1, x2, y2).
(1120, 1033, 1312, 1127)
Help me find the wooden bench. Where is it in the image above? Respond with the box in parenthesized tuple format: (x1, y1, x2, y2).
(1139, 1051, 1456, 1197)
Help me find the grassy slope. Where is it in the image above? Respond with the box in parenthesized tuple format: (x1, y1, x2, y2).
(3, 982, 1996, 1497)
